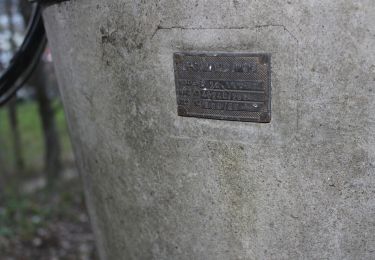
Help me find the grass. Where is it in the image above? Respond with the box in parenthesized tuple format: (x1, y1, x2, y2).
(0, 100, 97, 259)
(0, 186, 51, 240)
(0, 100, 73, 175)
(0, 177, 97, 259)
(0, 99, 76, 244)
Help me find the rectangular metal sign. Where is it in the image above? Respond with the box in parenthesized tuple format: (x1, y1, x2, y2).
(173, 52, 271, 123)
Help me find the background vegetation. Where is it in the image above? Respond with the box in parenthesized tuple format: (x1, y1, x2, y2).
(0, 1, 97, 259)
(0, 101, 73, 174)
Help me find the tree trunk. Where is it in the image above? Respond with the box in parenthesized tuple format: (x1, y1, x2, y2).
(0, 119, 8, 189)
(18, 0, 32, 24)
(19, 0, 62, 185)
(5, 0, 24, 173)
(33, 63, 62, 186)
(7, 99, 24, 172)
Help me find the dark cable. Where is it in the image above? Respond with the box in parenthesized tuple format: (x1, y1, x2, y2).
(0, 4, 46, 106)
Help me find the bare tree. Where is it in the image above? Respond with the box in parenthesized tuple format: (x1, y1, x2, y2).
(19, 0, 31, 22)
(33, 63, 62, 186)
(0, 118, 8, 190)
(5, 0, 24, 172)
(19, 0, 62, 185)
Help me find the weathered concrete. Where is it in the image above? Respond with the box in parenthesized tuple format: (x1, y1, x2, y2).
(42, 1, 375, 259)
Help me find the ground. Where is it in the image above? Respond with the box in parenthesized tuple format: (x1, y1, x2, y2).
(0, 171, 98, 260)
(0, 101, 98, 259)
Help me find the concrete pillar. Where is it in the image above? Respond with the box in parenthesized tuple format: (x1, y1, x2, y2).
(42, 1, 375, 259)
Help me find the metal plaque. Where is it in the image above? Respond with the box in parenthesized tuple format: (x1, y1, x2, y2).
(173, 52, 271, 123)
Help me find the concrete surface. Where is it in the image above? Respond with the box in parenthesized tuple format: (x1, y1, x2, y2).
(42, 0, 375, 259)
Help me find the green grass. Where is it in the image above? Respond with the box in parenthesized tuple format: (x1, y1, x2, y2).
(0, 177, 87, 243)
(0, 100, 73, 175)
(0, 101, 95, 258)
(0, 187, 51, 240)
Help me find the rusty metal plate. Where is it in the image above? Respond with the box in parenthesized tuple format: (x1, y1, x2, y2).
(173, 52, 271, 123)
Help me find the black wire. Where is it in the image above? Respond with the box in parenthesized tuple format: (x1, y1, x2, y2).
(0, 4, 46, 106)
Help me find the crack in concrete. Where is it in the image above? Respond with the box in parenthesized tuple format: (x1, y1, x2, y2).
(151, 23, 299, 44)
(255, 24, 299, 43)
(151, 25, 249, 39)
